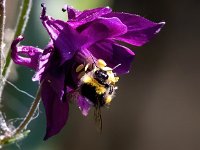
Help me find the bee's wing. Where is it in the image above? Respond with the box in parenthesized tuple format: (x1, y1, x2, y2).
(66, 89, 79, 104)
(67, 89, 103, 132)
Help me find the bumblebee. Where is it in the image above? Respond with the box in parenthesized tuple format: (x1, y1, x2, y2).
(76, 59, 119, 131)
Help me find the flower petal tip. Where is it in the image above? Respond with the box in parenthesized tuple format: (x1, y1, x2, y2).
(62, 4, 68, 12)
(155, 21, 165, 34)
(158, 21, 166, 28)
(160, 21, 166, 25)
(40, 3, 47, 19)
(11, 35, 24, 49)
(18, 35, 24, 40)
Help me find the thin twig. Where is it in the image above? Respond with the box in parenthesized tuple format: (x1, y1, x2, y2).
(0, 112, 11, 134)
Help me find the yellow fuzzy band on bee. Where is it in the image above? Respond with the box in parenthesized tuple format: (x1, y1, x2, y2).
(82, 75, 106, 94)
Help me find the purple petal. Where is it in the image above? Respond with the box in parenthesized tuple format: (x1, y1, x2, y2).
(104, 12, 165, 46)
(81, 17, 127, 48)
(88, 40, 135, 74)
(11, 36, 43, 70)
(37, 49, 67, 102)
(41, 79, 69, 140)
(32, 42, 54, 81)
(65, 5, 81, 20)
(68, 7, 112, 28)
(40, 6, 86, 64)
(43, 19, 85, 64)
(77, 95, 92, 116)
(33, 42, 66, 101)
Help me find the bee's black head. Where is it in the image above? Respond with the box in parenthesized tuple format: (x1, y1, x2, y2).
(94, 69, 108, 84)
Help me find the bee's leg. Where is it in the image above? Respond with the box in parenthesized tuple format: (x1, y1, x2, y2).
(104, 83, 109, 88)
(108, 85, 114, 95)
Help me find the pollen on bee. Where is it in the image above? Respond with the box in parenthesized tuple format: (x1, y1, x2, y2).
(96, 86, 106, 94)
(102, 66, 112, 71)
(115, 77, 119, 82)
(108, 73, 119, 84)
(105, 95, 112, 104)
(82, 75, 92, 83)
(84, 63, 90, 72)
(97, 59, 107, 68)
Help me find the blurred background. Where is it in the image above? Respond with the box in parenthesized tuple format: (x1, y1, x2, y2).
(2, 0, 200, 149)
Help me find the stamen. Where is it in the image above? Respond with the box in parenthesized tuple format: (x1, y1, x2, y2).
(76, 64, 84, 73)
(84, 63, 90, 72)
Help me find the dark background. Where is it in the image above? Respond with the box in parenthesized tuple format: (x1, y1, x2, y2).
(2, 0, 200, 149)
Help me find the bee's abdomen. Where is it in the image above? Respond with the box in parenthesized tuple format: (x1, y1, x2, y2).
(80, 83, 105, 106)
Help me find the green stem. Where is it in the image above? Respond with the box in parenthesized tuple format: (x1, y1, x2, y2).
(2, 0, 32, 77)
(0, 83, 41, 147)
(0, 0, 5, 75)
(12, 83, 41, 136)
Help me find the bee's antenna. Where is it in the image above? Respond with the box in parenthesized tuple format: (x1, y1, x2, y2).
(89, 53, 98, 68)
(112, 63, 121, 71)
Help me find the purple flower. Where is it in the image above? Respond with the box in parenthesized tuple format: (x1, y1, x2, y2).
(11, 4, 165, 140)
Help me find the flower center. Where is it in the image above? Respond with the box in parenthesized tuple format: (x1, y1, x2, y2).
(76, 59, 119, 106)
